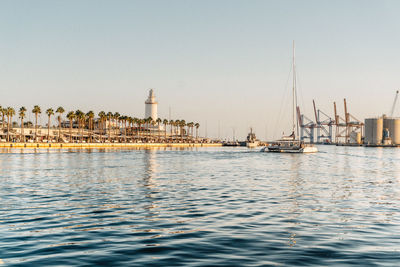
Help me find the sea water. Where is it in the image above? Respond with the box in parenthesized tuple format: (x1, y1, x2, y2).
(0, 146, 399, 266)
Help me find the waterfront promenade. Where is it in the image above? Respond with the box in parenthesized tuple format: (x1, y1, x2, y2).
(0, 142, 222, 149)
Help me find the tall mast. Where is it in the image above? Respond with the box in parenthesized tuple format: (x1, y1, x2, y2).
(292, 40, 296, 136)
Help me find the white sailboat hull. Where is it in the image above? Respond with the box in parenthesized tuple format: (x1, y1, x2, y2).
(302, 146, 318, 153)
(260, 144, 318, 153)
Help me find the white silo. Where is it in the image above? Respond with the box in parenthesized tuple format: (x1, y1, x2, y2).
(383, 117, 400, 144)
(364, 118, 383, 145)
(350, 131, 362, 144)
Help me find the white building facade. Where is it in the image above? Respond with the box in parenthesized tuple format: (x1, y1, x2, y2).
(145, 89, 158, 120)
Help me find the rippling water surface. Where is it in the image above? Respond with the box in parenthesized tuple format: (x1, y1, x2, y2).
(1, 146, 400, 266)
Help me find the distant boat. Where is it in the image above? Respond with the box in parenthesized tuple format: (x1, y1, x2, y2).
(246, 128, 260, 148)
(261, 42, 317, 154)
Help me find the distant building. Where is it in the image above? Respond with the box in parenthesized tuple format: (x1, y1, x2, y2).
(145, 89, 158, 121)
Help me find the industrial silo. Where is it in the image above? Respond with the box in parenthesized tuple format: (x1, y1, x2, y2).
(383, 118, 400, 144)
(350, 131, 362, 144)
(364, 118, 383, 144)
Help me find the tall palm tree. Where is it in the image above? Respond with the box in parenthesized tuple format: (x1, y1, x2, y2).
(6, 107, 15, 142)
(66, 111, 75, 142)
(56, 106, 65, 142)
(32, 105, 41, 142)
(98, 111, 106, 143)
(127, 117, 133, 139)
(121, 116, 128, 142)
(151, 120, 156, 140)
(19, 107, 27, 142)
(134, 118, 140, 139)
(156, 118, 162, 140)
(146, 117, 153, 139)
(195, 123, 200, 140)
(46, 108, 54, 142)
(86, 111, 94, 143)
(163, 119, 168, 140)
(174, 119, 180, 140)
(107, 112, 113, 142)
(187, 122, 194, 140)
(75, 110, 84, 143)
(169, 120, 174, 139)
(114, 112, 120, 141)
(0, 106, 5, 131)
(180, 120, 186, 141)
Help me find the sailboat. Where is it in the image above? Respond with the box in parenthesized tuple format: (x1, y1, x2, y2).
(261, 42, 318, 153)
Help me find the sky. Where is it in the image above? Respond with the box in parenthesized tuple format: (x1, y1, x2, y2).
(1, 0, 400, 140)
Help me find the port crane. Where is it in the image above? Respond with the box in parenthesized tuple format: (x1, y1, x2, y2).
(297, 106, 316, 143)
(390, 90, 399, 117)
(313, 100, 334, 143)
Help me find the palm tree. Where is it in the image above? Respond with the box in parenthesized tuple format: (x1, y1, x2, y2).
(169, 120, 174, 139)
(180, 120, 186, 141)
(127, 117, 133, 139)
(0, 106, 5, 131)
(107, 112, 113, 142)
(56, 107, 65, 142)
(19, 107, 27, 142)
(163, 119, 168, 140)
(140, 119, 146, 139)
(66, 111, 75, 142)
(98, 111, 106, 143)
(195, 123, 200, 140)
(146, 117, 153, 139)
(137, 118, 143, 139)
(86, 111, 94, 143)
(6, 107, 15, 142)
(151, 120, 156, 141)
(113, 112, 120, 141)
(32, 105, 41, 142)
(121, 116, 128, 142)
(46, 108, 54, 142)
(187, 122, 194, 140)
(156, 118, 162, 140)
(75, 110, 85, 143)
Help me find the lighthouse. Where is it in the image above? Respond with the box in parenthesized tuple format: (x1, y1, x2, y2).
(145, 89, 158, 121)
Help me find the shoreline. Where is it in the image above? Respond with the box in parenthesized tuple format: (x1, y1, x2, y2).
(0, 142, 222, 149)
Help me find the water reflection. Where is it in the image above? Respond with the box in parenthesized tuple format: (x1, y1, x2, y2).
(141, 149, 161, 221)
(286, 155, 302, 247)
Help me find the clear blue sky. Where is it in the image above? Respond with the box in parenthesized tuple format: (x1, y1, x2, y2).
(1, 0, 400, 139)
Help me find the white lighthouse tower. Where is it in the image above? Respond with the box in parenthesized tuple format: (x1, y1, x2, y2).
(145, 89, 158, 120)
